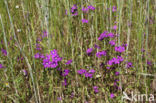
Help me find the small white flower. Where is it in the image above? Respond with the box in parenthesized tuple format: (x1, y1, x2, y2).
(15, 5, 19, 9)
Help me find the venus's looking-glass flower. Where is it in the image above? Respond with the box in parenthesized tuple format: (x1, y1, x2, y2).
(1, 49, 7, 56)
(86, 48, 93, 55)
(115, 46, 125, 53)
(112, 6, 117, 12)
(93, 86, 99, 93)
(66, 59, 72, 65)
(113, 25, 117, 30)
(110, 93, 115, 98)
(82, 19, 88, 23)
(96, 50, 107, 58)
(109, 40, 116, 46)
(0, 64, 3, 69)
(126, 62, 133, 68)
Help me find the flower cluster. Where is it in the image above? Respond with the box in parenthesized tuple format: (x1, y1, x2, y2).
(81, 19, 88, 23)
(96, 50, 107, 58)
(115, 46, 125, 53)
(93, 86, 99, 93)
(86, 48, 93, 55)
(62, 69, 70, 77)
(0, 64, 4, 69)
(98, 31, 115, 41)
(82, 5, 95, 13)
(77, 69, 95, 78)
(70, 5, 78, 16)
(65, 59, 72, 65)
(107, 56, 124, 66)
(1, 48, 7, 56)
(109, 40, 116, 46)
(34, 53, 45, 59)
(42, 49, 62, 68)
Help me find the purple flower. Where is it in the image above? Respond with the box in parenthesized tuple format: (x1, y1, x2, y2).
(0, 64, 4, 69)
(112, 6, 117, 12)
(113, 25, 117, 30)
(71, 5, 78, 16)
(82, 7, 89, 13)
(22, 69, 27, 76)
(42, 49, 62, 68)
(94, 44, 100, 49)
(66, 59, 72, 65)
(93, 86, 99, 93)
(106, 67, 111, 69)
(62, 79, 67, 86)
(96, 50, 107, 58)
(57, 97, 62, 101)
(86, 48, 93, 55)
(117, 56, 124, 62)
(42, 31, 48, 38)
(89, 69, 95, 73)
(126, 62, 133, 68)
(88, 5, 95, 10)
(82, 19, 88, 23)
(115, 72, 120, 76)
(115, 46, 125, 53)
(62, 69, 70, 77)
(36, 43, 42, 50)
(1, 49, 7, 56)
(108, 33, 115, 38)
(85, 72, 93, 78)
(147, 60, 152, 66)
(110, 93, 115, 98)
(77, 69, 87, 75)
(34, 53, 40, 59)
(98, 31, 108, 40)
(109, 40, 116, 46)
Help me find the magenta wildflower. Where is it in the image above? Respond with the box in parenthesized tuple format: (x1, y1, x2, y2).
(109, 40, 116, 46)
(71, 5, 78, 16)
(126, 62, 133, 68)
(115, 72, 120, 76)
(42, 49, 62, 68)
(42, 31, 48, 38)
(66, 59, 72, 65)
(98, 31, 108, 40)
(1, 49, 7, 56)
(22, 69, 27, 76)
(89, 69, 95, 73)
(108, 33, 115, 38)
(115, 46, 125, 53)
(34, 53, 40, 59)
(113, 25, 117, 30)
(112, 6, 117, 12)
(36, 43, 42, 50)
(82, 19, 88, 23)
(57, 97, 62, 101)
(88, 5, 95, 10)
(85, 72, 93, 78)
(96, 50, 107, 58)
(147, 60, 152, 66)
(77, 69, 87, 75)
(62, 69, 70, 77)
(62, 79, 67, 86)
(94, 44, 100, 49)
(117, 56, 124, 62)
(0, 64, 4, 69)
(82, 7, 89, 13)
(86, 48, 93, 55)
(110, 93, 115, 98)
(93, 86, 99, 93)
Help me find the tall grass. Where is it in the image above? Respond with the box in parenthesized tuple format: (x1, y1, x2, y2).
(0, 0, 155, 102)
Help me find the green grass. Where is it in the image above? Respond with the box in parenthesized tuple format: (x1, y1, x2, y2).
(0, 0, 155, 103)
